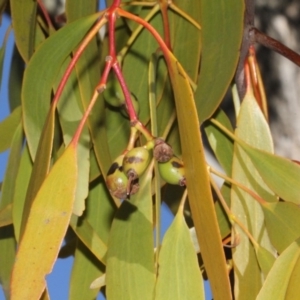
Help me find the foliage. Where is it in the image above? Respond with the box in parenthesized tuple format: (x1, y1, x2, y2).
(0, 0, 300, 299)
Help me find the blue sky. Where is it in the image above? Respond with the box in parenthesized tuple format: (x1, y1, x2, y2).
(0, 4, 212, 299)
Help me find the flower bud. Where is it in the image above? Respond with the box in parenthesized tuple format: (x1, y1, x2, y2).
(153, 138, 173, 162)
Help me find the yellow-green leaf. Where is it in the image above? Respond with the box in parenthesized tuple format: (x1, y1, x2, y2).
(155, 210, 205, 300)
(231, 92, 276, 299)
(239, 143, 300, 205)
(10, 145, 77, 300)
(106, 164, 155, 300)
(257, 237, 300, 300)
(166, 52, 232, 299)
(0, 203, 12, 227)
(255, 245, 276, 278)
(261, 202, 300, 253)
(0, 106, 22, 153)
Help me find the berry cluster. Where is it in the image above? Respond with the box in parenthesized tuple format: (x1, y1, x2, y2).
(106, 138, 186, 200)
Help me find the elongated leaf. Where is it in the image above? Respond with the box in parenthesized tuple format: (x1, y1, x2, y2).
(261, 202, 300, 253)
(231, 92, 276, 299)
(257, 237, 300, 300)
(12, 143, 32, 241)
(22, 13, 100, 159)
(155, 210, 205, 300)
(69, 240, 104, 300)
(166, 52, 232, 299)
(239, 143, 300, 205)
(255, 245, 276, 277)
(57, 58, 90, 216)
(0, 204, 12, 227)
(205, 109, 234, 175)
(0, 123, 23, 298)
(106, 164, 155, 300)
(196, 0, 244, 122)
(10, 0, 37, 62)
(0, 106, 22, 153)
(10, 145, 77, 300)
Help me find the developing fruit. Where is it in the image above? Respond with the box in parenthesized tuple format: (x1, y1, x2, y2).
(106, 155, 139, 199)
(158, 156, 186, 186)
(123, 147, 151, 180)
(153, 138, 173, 163)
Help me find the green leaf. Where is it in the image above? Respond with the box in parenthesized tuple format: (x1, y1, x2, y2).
(0, 204, 12, 227)
(0, 106, 22, 153)
(196, 0, 244, 122)
(155, 210, 205, 300)
(69, 240, 104, 300)
(166, 51, 232, 299)
(205, 109, 234, 175)
(10, 145, 77, 300)
(57, 58, 90, 216)
(231, 92, 276, 299)
(257, 237, 300, 300)
(255, 245, 276, 278)
(22, 12, 100, 159)
(10, 0, 37, 62)
(106, 164, 155, 300)
(261, 202, 300, 253)
(12, 143, 32, 242)
(239, 143, 300, 205)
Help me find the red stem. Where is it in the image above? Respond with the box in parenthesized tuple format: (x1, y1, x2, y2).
(52, 13, 106, 107)
(117, 8, 171, 61)
(159, 0, 172, 50)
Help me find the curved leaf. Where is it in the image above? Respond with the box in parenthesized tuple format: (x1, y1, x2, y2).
(240, 143, 300, 205)
(257, 237, 300, 300)
(0, 106, 22, 153)
(167, 52, 232, 299)
(10, 145, 77, 300)
(196, 0, 244, 122)
(106, 164, 155, 300)
(10, 0, 37, 62)
(262, 202, 300, 253)
(22, 13, 100, 159)
(155, 210, 205, 300)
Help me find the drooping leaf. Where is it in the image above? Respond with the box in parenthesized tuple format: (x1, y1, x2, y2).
(10, 144, 77, 300)
(12, 143, 32, 242)
(57, 58, 90, 216)
(166, 51, 232, 299)
(155, 209, 205, 300)
(0, 204, 12, 227)
(239, 142, 300, 205)
(231, 92, 276, 299)
(22, 12, 101, 159)
(106, 164, 155, 300)
(0, 123, 23, 298)
(196, 0, 244, 122)
(10, 0, 37, 62)
(254, 244, 276, 278)
(261, 201, 300, 253)
(0, 106, 22, 153)
(205, 109, 234, 175)
(256, 237, 300, 300)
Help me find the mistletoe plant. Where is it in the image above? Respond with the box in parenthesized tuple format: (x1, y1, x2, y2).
(1, 0, 300, 299)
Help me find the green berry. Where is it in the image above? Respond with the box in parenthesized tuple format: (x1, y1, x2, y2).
(158, 156, 186, 186)
(123, 147, 151, 180)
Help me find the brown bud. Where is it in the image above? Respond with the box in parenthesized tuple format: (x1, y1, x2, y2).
(153, 138, 173, 163)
